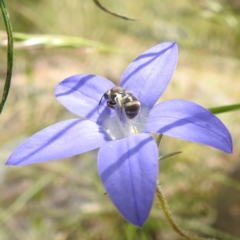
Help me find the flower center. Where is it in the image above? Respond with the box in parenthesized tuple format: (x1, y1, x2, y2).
(98, 105, 150, 140)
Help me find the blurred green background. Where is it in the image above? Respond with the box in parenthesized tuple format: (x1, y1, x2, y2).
(0, 0, 240, 239)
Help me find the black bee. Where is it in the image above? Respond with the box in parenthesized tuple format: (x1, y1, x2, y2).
(99, 87, 140, 119)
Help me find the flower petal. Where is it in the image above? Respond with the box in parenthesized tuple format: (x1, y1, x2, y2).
(55, 74, 115, 122)
(6, 119, 109, 166)
(98, 133, 158, 227)
(120, 42, 178, 108)
(145, 99, 233, 153)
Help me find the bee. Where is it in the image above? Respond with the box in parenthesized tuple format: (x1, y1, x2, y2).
(99, 87, 141, 119)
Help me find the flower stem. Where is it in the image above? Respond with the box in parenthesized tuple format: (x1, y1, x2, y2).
(0, 0, 13, 114)
(156, 183, 215, 240)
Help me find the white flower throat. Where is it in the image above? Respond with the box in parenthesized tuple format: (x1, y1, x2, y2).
(98, 87, 149, 140)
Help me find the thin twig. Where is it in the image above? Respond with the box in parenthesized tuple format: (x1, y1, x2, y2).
(159, 151, 182, 161)
(92, 0, 135, 21)
(156, 133, 163, 146)
(0, 0, 13, 114)
(156, 183, 215, 240)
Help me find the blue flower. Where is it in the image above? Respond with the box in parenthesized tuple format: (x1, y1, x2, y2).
(6, 42, 232, 227)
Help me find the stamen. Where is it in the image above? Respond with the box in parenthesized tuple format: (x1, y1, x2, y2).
(133, 126, 139, 134)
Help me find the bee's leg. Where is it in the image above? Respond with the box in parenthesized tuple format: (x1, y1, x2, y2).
(120, 106, 123, 121)
(115, 97, 123, 120)
(107, 101, 115, 109)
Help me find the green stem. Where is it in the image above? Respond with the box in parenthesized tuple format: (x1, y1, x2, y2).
(92, 0, 135, 21)
(156, 134, 163, 146)
(156, 183, 215, 240)
(209, 103, 240, 114)
(0, 0, 13, 114)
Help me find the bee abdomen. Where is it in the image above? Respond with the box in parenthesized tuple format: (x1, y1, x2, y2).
(124, 101, 141, 119)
